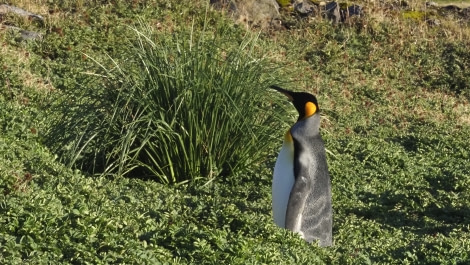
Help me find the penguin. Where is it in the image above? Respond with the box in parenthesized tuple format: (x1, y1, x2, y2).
(271, 85, 333, 247)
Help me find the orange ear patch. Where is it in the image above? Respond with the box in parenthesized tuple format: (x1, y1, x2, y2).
(304, 102, 317, 118)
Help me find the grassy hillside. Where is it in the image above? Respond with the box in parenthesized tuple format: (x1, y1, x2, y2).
(1, 0, 470, 264)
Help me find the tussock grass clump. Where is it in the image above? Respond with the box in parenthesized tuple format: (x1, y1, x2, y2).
(45, 27, 282, 184)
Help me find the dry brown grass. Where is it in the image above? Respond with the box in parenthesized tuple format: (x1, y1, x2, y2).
(0, 1, 55, 95)
(3, 0, 49, 15)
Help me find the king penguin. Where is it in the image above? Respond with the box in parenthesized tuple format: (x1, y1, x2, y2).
(271, 85, 333, 247)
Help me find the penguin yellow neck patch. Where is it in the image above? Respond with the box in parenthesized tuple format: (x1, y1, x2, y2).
(304, 102, 317, 118)
(284, 131, 293, 142)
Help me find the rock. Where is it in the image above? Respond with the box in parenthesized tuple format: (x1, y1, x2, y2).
(324, 2, 341, 23)
(461, 7, 470, 19)
(347, 4, 363, 17)
(211, 0, 280, 28)
(442, 5, 461, 12)
(318, 2, 363, 23)
(341, 4, 363, 21)
(294, 0, 317, 16)
(212, 0, 364, 28)
(435, 4, 470, 22)
(0, 4, 43, 41)
(0, 4, 44, 22)
(1, 25, 43, 40)
(425, 1, 438, 8)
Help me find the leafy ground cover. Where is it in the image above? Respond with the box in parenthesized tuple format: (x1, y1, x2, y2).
(1, 0, 470, 264)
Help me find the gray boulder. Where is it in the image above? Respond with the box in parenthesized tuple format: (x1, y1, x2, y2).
(324, 2, 341, 23)
(210, 0, 280, 28)
(294, 0, 317, 16)
(0, 4, 44, 22)
(292, 1, 363, 23)
(0, 4, 43, 40)
(342, 4, 363, 21)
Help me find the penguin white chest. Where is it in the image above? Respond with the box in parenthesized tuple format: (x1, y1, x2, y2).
(272, 133, 295, 228)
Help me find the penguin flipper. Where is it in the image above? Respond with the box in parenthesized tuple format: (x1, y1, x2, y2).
(286, 135, 333, 246)
(285, 176, 310, 236)
(298, 161, 333, 247)
(285, 172, 333, 247)
(300, 186, 333, 247)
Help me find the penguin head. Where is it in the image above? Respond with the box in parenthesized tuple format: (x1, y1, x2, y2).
(271, 85, 319, 121)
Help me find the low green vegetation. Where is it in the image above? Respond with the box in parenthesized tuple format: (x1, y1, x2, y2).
(44, 26, 283, 183)
(1, 0, 470, 264)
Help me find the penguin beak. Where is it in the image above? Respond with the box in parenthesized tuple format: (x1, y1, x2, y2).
(270, 85, 294, 101)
